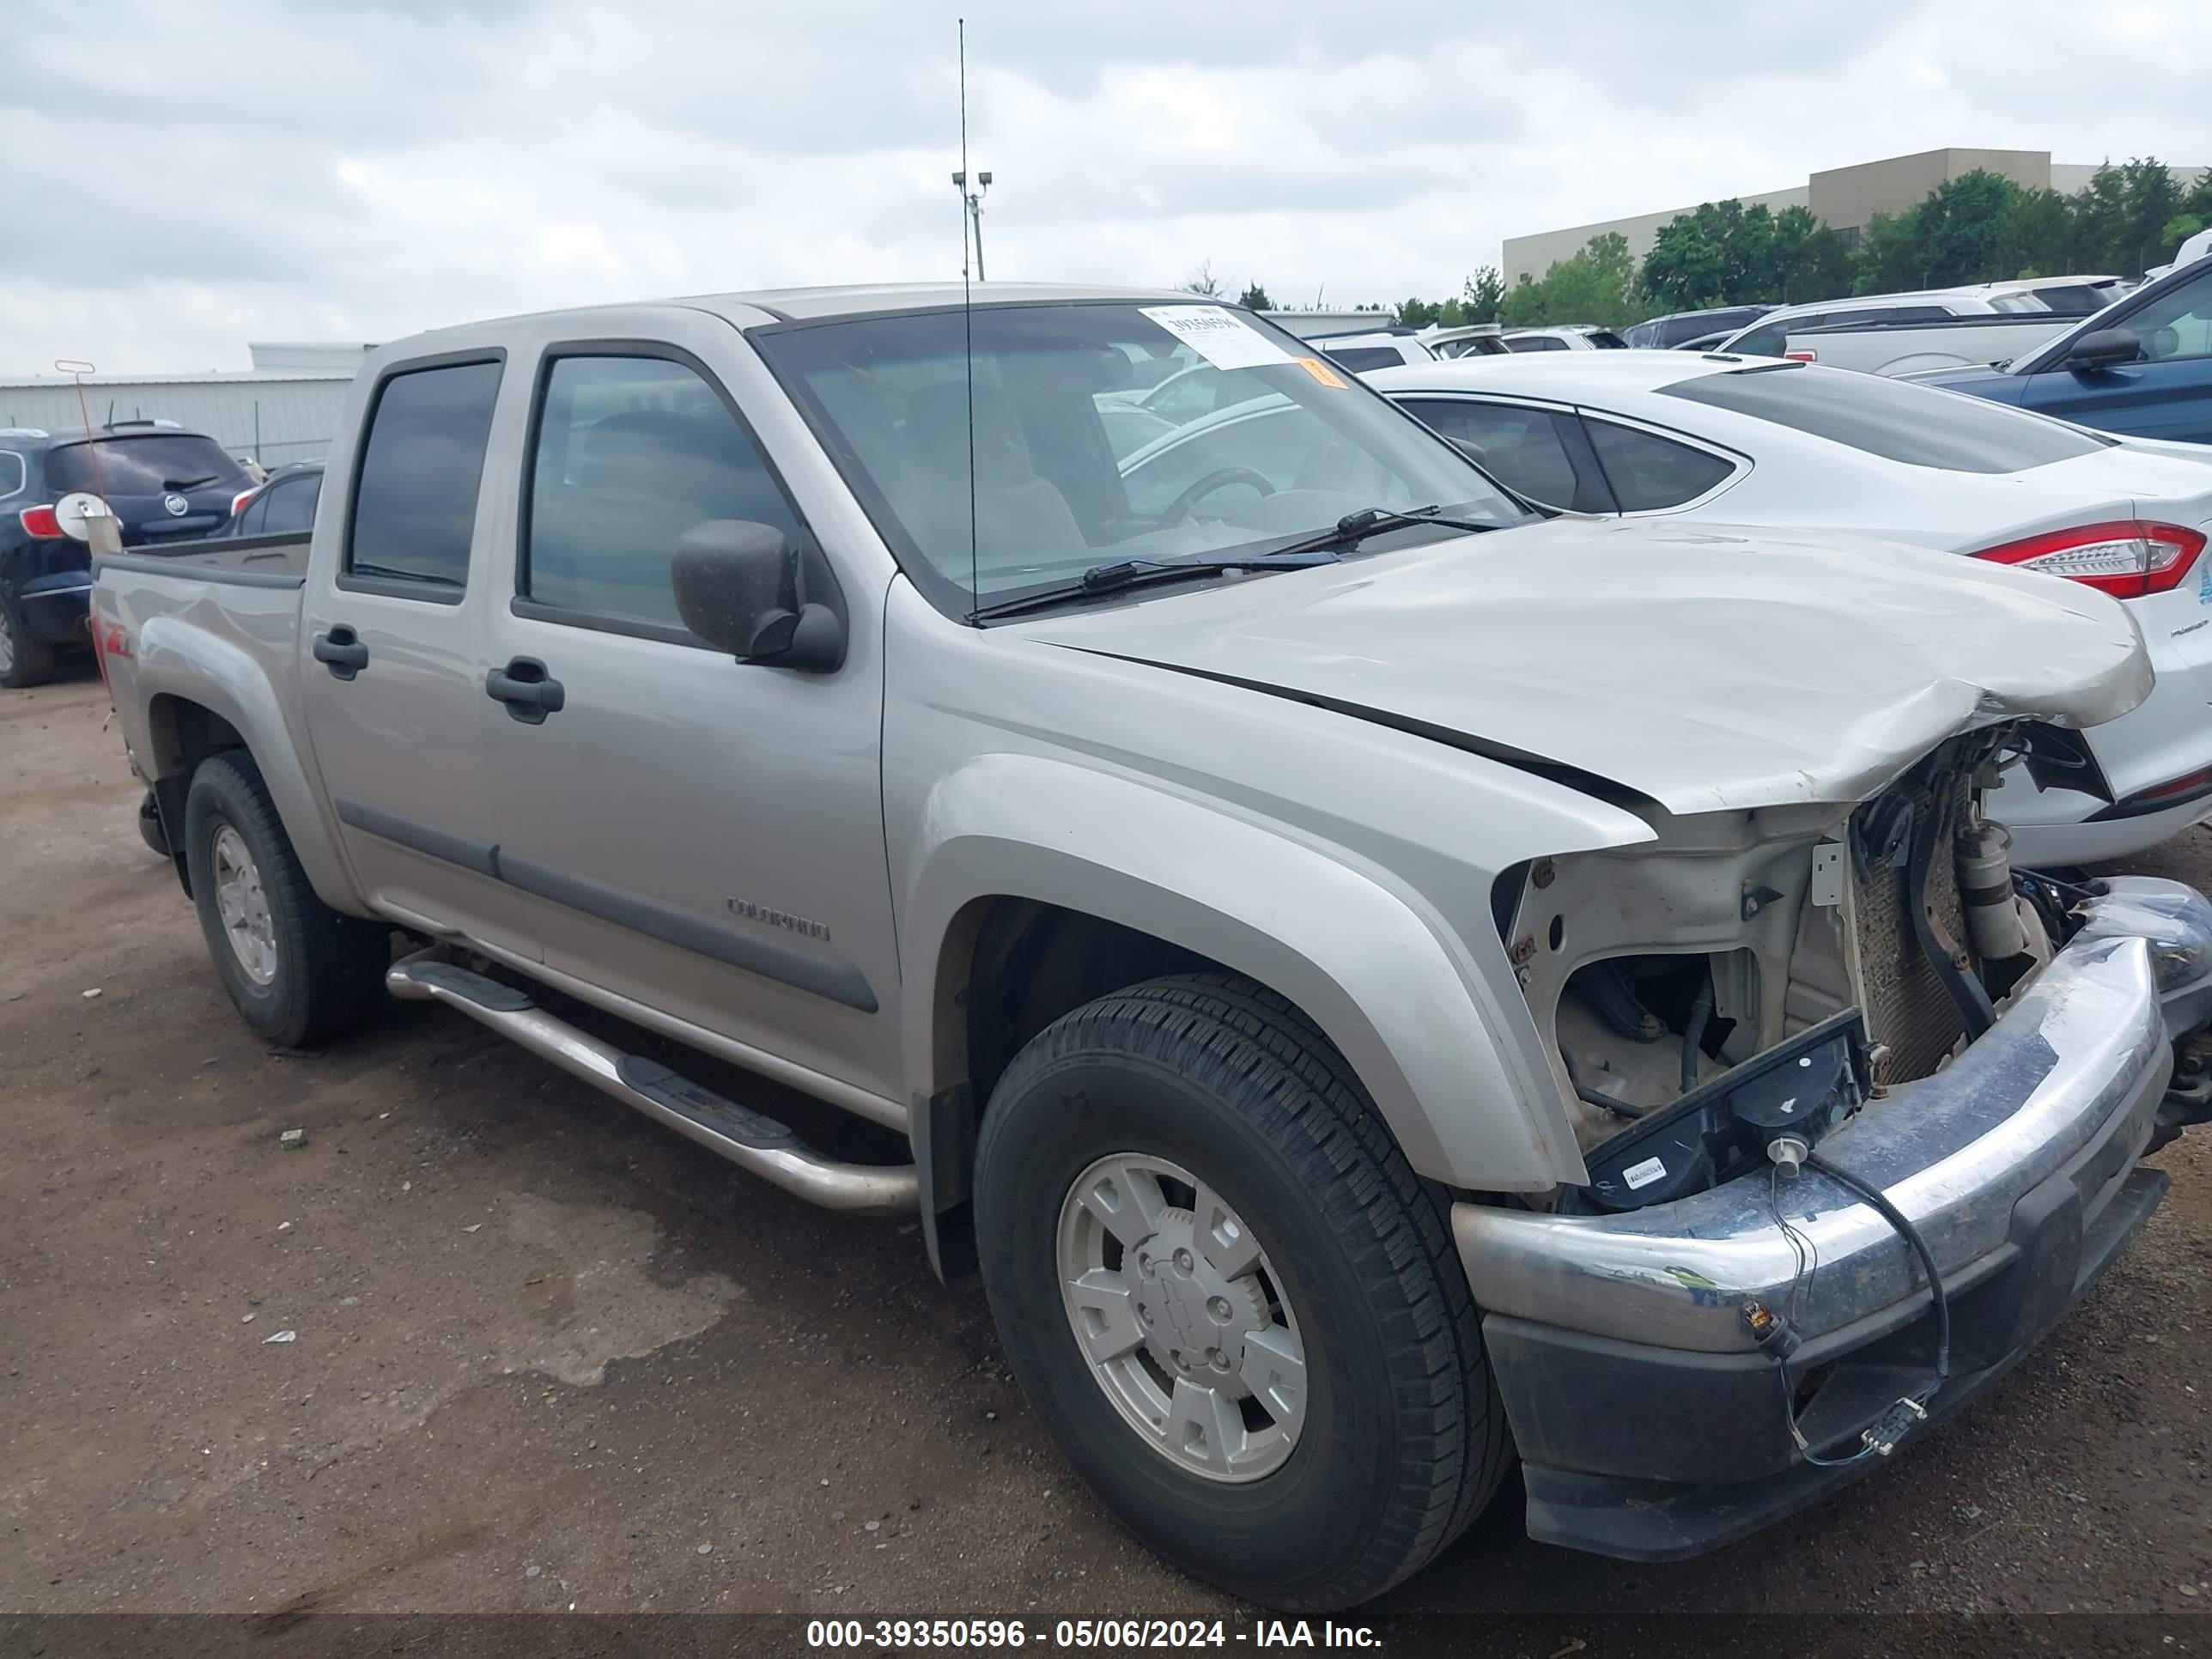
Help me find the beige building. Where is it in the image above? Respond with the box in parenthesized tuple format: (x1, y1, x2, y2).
(1503, 148, 2205, 284)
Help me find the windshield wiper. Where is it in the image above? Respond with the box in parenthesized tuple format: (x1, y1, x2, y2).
(1256, 503, 1500, 563)
(162, 474, 222, 490)
(968, 550, 1340, 623)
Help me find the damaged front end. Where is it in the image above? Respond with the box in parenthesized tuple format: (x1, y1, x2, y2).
(1465, 724, 2212, 1559)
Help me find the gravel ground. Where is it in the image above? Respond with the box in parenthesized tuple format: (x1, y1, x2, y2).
(5, 670, 2212, 1643)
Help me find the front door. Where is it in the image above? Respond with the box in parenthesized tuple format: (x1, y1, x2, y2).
(476, 314, 898, 1100)
(2021, 265, 2212, 444)
(299, 352, 537, 962)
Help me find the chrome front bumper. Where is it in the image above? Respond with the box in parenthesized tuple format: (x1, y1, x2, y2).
(1455, 876, 2212, 1356)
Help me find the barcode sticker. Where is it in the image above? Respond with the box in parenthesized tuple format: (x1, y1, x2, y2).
(1139, 305, 1294, 369)
(1622, 1155, 1668, 1191)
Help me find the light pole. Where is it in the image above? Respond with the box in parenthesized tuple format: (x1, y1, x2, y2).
(952, 168, 993, 282)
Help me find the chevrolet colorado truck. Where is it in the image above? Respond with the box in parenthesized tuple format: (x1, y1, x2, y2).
(93, 284, 2212, 1609)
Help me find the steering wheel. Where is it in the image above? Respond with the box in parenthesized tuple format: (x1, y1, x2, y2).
(1156, 466, 1277, 526)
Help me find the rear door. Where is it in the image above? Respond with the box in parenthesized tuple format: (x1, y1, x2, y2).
(298, 351, 536, 960)
(473, 308, 900, 1100)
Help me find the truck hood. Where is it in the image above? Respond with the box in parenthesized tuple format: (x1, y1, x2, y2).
(1024, 516, 2152, 816)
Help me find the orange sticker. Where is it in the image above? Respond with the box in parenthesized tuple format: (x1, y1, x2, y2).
(1295, 356, 1346, 388)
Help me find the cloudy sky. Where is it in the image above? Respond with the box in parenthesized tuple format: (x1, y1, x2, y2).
(3, 0, 2209, 374)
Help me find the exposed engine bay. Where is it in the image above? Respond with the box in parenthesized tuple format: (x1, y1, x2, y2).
(1501, 724, 2081, 1211)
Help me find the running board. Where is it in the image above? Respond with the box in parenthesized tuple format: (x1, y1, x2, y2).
(386, 953, 918, 1215)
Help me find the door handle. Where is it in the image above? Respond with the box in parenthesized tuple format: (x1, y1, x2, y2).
(485, 657, 566, 724)
(312, 627, 369, 680)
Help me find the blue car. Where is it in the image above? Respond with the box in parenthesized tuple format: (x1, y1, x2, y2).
(1911, 254, 2212, 445)
(1, 420, 253, 686)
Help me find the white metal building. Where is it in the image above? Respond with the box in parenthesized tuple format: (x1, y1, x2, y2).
(0, 342, 371, 470)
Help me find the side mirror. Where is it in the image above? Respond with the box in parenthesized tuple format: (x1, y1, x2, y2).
(2063, 326, 2138, 371)
(1449, 437, 1488, 465)
(671, 520, 847, 673)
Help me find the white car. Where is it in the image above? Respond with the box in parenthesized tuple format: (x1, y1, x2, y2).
(1713, 289, 2045, 358)
(1951, 276, 2126, 318)
(1310, 331, 1437, 372)
(1364, 351, 2212, 866)
(1501, 325, 1629, 352)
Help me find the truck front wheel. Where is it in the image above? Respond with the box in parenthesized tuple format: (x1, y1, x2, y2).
(973, 974, 1508, 1611)
(183, 752, 390, 1047)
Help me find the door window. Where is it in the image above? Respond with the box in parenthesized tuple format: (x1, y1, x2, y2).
(521, 353, 807, 630)
(347, 359, 502, 593)
(1726, 315, 1810, 356)
(1397, 399, 1583, 509)
(2118, 270, 2212, 364)
(262, 473, 320, 534)
(1582, 419, 1736, 509)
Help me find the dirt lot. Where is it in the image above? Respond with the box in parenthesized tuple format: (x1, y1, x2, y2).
(7, 670, 2212, 1635)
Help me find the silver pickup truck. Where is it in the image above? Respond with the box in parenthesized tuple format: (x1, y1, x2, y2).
(92, 283, 2212, 1609)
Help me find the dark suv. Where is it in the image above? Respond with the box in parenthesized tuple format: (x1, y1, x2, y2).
(1620, 304, 1778, 349)
(0, 420, 252, 686)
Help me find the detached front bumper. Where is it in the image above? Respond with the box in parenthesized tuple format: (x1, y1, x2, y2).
(1453, 875, 2212, 1561)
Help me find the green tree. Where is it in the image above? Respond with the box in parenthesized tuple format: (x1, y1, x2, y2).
(2160, 216, 2204, 262)
(2067, 163, 2131, 274)
(1767, 206, 1851, 303)
(1499, 234, 1638, 328)
(1639, 202, 1850, 310)
(1236, 281, 1273, 310)
(1462, 266, 1504, 324)
(2182, 168, 2212, 230)
(1850, 208, 1920, 293)
(2004, 186, 2074, 278)
(2117, 157, 2185, 276)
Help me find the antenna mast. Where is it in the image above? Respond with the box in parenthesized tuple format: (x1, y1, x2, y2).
(957, 19, 979, 616)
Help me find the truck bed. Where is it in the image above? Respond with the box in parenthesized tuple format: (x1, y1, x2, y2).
(94, 532, 309, 589)
(1784, 312, 2073, 377)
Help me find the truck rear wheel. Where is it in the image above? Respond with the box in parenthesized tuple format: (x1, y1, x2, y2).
(0, 585, 58, 689)
(183, 751, 390, 1048)
(973, 974, 1508, 1611)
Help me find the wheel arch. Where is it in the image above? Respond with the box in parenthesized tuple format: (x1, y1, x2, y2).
(133, 622, 360, 913)
(899, 757, 1588, 1279)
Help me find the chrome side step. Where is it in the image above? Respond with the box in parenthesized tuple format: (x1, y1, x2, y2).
(386, 952, 919, 1215)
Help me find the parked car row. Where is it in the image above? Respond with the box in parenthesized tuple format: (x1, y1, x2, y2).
(78, 283, 2212, 1611)
(1362, 349, 2212, 863)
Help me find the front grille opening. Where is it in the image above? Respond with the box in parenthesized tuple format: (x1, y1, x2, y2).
(1850, 765, 1977, 1085)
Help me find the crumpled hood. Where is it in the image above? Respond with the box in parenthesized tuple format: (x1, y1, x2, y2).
(1025, 516, 2153, 815)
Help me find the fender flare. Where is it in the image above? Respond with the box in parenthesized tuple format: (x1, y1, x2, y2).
(901, 753, 1591, 1195)
(135, 617, 362, 914)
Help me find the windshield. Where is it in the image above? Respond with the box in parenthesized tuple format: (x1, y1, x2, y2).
(753, 301, 1523, 615)
(45, 434, 246, 496)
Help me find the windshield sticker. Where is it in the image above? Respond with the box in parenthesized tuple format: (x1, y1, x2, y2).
(1140, 306, 1294, 370)
(1294, 356, 1347, 388)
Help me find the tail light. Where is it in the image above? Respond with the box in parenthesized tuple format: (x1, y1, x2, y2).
(1972, 520, 2207, 599)
(231, 488, 258, 517)
(19, 503, 62, 538)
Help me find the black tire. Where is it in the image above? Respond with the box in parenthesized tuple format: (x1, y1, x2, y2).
(183, 751, 389, 1047)
(973, 973, 1508, 1611)
(0, 584, 58, 690)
